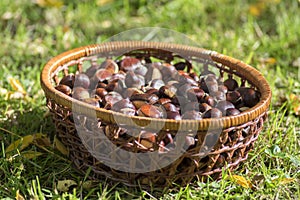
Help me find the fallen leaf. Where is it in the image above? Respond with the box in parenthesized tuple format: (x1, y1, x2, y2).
(81, 180, 99, 190)
(7, 77, 26, 95)
(6, 135, 34, 153)
(6, 133, 46, 153)
(22, 151, 43, 159)
(260, 57, 277, 65)
(289, 94, 300, 115)
(249, 0, 281, 17)
(54, 136, 69, 156)
(34, 136, 51, 147)
(16, 190, 25, 200)
(97, 0, 113, 6)
(57, 180, 77, 192)
(35, 0, 64, 8)
(249, 2, 265, 16)
(272, 177, 296, 185)
(231, 175, 253, 189)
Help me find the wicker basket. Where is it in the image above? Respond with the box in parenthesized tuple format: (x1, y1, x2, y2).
(41, 41, 271, 187)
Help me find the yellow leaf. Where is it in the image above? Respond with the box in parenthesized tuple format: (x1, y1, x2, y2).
(6, 135, 34, 153)
(34, 136, 51, 147)
(57, 180, 77, 192)
(272, 177, 296, 185)
(81, 180, 98, 190)
(6, 133, 46, 153)
(289, 94, 300, 115)
(231, 175, 253, 189)
(16, 190, 25, 200)
(97, 0, 113, 6)
(261, 57, 277, 65)
(54, 136, 69, 156)
(36, 0, 64, 8)
(7, 77, 26, 95)
(22, 151, 43, 159)
(249, 2, 265, 17)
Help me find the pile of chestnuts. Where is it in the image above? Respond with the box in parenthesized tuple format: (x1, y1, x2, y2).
(54, 56, 261, 150)
(55, 56, 260, 121)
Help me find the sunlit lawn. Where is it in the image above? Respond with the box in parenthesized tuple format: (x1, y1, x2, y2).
(0, 0, 300, 199)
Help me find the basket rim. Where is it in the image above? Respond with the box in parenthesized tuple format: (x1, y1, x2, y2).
(40, 41, 271, 131)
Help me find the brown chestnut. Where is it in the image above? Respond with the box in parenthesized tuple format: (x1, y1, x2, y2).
(202, 108, 222, 118)
(59, 74, 75, 88)
(226, 90, 241, 105)
(112, 99, 135, 112)
(120, 57, 141, 71)
(166, 111, 181, 120)
(215, 100, 235, 115)
(159, 85, 177, 98)
(82, 98, 100, 107)
(182, 110, 202, 120)
(226, 108, 240, 116)
(55, 84, 72, 96)
(125, 71, 145, 88)
(199, 103, 212, 113)
(138, 104, 163, 118)
(100, 59, 119, 74)
(74, 73, 90, 89)
(94, 88, 108, 99)
(224, 78, 239, 91)
(72, 87, 90, 100)
(236, 87, 260, 107)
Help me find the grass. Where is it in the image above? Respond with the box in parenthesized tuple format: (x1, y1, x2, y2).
(0, 0, 300, 199)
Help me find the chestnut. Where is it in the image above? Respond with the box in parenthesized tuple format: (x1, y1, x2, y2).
(74, 73, 90, 89)
(215, 100, 235, 115)
(156, 98, 172, 105)
(187, 88, 205, 101)
(59, 74, 75, 88)
(226, 90, 241, 105)
(82, 98, 100, 107)
(112, 99, 135, 112)
(55, 84, 72, 96)
(145, 64, 162, 82)
(166, 111, 181, 120)
(149, 79, 165, 90)
(202, 108, 222, 118)
(182, 110, 202, 120)
(94, 88, 108, 99)
(105, 79, 126, 93)
(162, 102, 177, 112)
(125, 71, 144, 88)
(159, 85, 177, 99)
(72, 87, 90, 100)
(226, 108, 240, 116)
(120, 57, 141, 71)
(236, 87, 260, 107)
(137, 104, 163, 118)
(224, 78, 239, 91)
(139, 131, 156, 149)
(103, 92, 123, 106)
(100, 59, 119, 74)
(134, 65, 148, 76)
(94, 69, 113, 82)
(199, 103, 212, 113)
